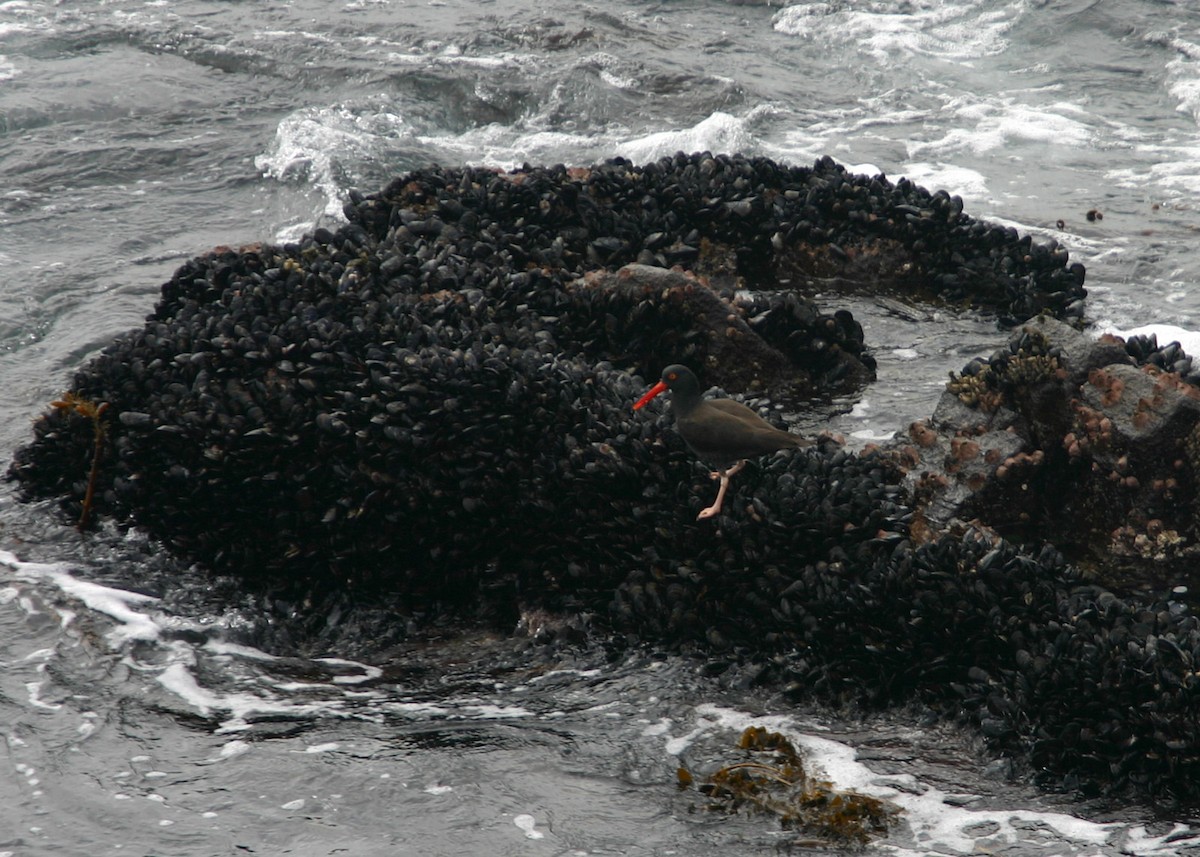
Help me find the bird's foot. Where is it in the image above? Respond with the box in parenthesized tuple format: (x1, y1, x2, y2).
(708, 471, 721, 481)
(699, 467, 740, 520)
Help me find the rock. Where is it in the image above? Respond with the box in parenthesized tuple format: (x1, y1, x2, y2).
(567, 264, 873, 397)
(898, 315, 1200, 589)
(28, 155, 1200, 802)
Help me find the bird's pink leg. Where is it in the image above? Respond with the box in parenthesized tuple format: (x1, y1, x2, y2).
(698, 460, 746, 520)
(707, 460, 746, 481)
(697, 474, 731, 520)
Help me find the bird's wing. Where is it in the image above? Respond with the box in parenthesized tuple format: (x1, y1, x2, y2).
(705, 399, 769, 421)
(678, 400, 808, 461)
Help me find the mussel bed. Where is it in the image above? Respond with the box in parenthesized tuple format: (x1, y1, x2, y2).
(13, 154, 1200, 801)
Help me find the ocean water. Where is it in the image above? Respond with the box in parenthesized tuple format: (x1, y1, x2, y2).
(3, 0, 1200, 853)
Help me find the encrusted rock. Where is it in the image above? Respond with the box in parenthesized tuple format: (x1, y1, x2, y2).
(902, 315, 1200, 588)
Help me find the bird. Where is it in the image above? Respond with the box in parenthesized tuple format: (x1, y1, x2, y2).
(633, 364, 810, 520)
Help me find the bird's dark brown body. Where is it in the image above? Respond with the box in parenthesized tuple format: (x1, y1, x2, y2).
(633, 364, 809, 519)
(674, 396, 806, 468)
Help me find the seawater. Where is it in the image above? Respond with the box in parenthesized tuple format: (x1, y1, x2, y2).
(4, 548, 1199, 856)
(4, 0, 1200, 852)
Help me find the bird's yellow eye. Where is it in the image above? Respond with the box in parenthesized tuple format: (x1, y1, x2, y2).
(667, 372, 677, 381)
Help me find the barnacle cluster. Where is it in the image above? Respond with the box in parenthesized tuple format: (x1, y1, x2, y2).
(946, 329, 1062, 411)
(1110, 522, 1187, 561)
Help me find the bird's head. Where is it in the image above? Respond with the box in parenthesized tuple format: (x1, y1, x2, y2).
(633, 364, 700, 410)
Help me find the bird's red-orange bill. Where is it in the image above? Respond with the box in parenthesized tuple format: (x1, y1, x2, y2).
(633, 381, 668, 410)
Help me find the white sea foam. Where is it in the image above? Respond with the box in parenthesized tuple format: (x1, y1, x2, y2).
(0, 0, 52, 41)
(156, 662, 326, 729)
(616, 109, 773, 164)
(666, 704, 1198, 855)
(1163, 35, 1200, 124)
(772, 0, 1023, 63)
(1107, 144, 1200, 197)
(410, 105, 784, 177)
(422, 123, 599, 168)
(907, 97, 1094, 159)
(526, 667, 603, 684)
(215, 739, 251, 760)
(895, 162, 990, 206)
(1168, 71, 1200, 124)
(204, 639, 280, 661)
(252, 28, 336, 46)
(513, 813, 545, 839)
(204, 641, 382, 687)
(1, 550, 160, 645)
(315, 656, 383, 684)
(383, 45, 535, 70)
(587, 51, 638, 90)
(1093, 35, 1200, 200)
(850, 429, 900, 442)
(25, 674, 61, 711)
(0, 551, 395, 731)
(255, 103, 412, 220)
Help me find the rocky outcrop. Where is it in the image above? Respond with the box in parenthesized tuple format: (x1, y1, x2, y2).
(19, 154, 1200, 801)
(8, 153, 1082, 587)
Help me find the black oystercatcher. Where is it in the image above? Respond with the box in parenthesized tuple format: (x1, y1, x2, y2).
(633, 364, 810, 520)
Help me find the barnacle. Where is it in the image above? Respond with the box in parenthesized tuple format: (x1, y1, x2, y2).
(947, 368, 996, 409)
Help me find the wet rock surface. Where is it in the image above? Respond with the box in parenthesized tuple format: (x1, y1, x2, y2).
(13, 154, 1200, 801)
